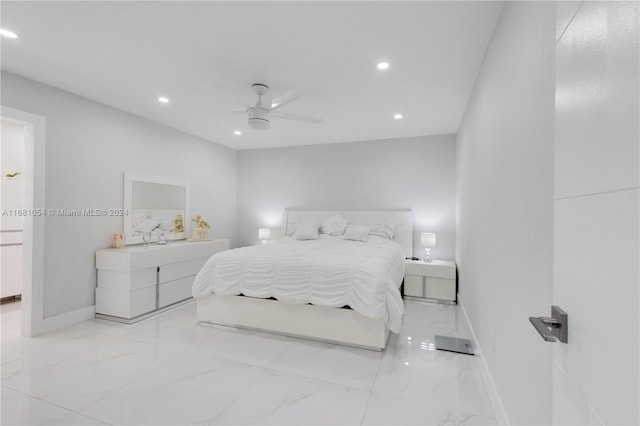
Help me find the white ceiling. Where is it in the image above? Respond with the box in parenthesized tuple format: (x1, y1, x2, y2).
(1, 1, 502, 150)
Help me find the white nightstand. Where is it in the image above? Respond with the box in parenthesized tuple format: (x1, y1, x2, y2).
(403, 259, 457, 303)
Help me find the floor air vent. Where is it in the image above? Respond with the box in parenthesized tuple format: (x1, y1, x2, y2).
(435, 335, 475, 355)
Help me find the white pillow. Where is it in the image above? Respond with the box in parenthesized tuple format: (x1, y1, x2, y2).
(286, 216, 323, 236)
(343, 225, 370, 242)
(321, 215, 348, 236)
(294, 223, 319, 240)
(368, 222, 396, 240)
(134, 218, 161, 233)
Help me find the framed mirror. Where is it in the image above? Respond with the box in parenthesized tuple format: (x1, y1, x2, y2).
(123, 173, 190, 245)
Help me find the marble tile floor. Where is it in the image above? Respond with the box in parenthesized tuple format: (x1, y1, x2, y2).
(1, 299, 496, 425)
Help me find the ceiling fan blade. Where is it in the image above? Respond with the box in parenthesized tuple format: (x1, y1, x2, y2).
(208, 109, 246, 114)
(271, 111, 322, 124)
(270, 94, 302, 111)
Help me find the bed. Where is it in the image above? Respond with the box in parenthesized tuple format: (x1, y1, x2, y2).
(193, 209, 413, 350)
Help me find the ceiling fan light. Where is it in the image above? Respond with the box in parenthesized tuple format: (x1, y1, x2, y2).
(248, 118, 270, 130)
(248, 105, 271, 130)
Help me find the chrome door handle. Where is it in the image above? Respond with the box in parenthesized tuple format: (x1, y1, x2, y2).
(529, 317, 561, 341)
(529, 305, 568, 343)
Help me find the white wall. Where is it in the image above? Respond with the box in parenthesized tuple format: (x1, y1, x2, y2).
(552, 2, 639, 424)
(237, 135, 456, 260)
(456, 2, 555, 424)
(1, 71, 238, 318)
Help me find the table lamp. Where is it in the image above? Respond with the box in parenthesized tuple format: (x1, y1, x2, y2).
(258, 227, 271, 245)
(420, 232, 436, 262)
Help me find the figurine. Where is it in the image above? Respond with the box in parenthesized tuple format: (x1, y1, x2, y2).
(110, 233, 126, 249)
(190, 214, 210, 240)
(174, 213, 184, 233)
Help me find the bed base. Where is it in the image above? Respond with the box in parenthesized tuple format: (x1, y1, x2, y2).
(197, 294, 390, 351)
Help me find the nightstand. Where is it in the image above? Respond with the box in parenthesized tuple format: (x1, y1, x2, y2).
(403, 259, 457, 303)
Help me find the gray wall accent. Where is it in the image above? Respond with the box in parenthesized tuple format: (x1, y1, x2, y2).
(237, 135, 456, 260)
(1, 71, 238, 318)
(456, 2, 555, 424)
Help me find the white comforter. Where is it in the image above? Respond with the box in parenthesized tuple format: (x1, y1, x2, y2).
(192, 236, 405, 333)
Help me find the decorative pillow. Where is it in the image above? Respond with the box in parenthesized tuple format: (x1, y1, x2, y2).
(368, 221, 396, 240)
(321, 215, 348, 236)
(343, 225, 370, 242)
(286, 216, 323, 236)
(294, 223, 319, 240)
(134, 218, 161, 233)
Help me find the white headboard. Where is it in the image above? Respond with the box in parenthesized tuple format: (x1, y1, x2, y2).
(282, 209, 414, 258)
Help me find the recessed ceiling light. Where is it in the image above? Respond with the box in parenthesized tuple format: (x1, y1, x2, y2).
(0, 29, 18, 39)
(394, 113, 403, 120)
(233, 130, 242, 135)
(158, 96, 169, 104)
(377, 62, 390, 70)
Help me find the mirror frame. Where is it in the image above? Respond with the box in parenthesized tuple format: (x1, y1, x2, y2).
(123, 172, 190, 245)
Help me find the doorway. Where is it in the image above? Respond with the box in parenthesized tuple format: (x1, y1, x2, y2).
(1, 106, 46, 338)
(1, 118, 26, 339)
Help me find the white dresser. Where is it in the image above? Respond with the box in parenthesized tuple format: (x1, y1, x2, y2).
(403, 259, 457, 303)
(95, 239, 229, 322)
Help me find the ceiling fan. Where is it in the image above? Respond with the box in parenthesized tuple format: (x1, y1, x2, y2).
(219, 83, 322, 130)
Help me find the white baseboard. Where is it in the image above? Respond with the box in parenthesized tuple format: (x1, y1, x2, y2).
(33, 305, 96, 336)
(458, 294, 510, 425)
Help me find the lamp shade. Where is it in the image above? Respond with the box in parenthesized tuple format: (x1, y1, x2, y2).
(258, 227, 271, 240)
(420, 232, 436, 248)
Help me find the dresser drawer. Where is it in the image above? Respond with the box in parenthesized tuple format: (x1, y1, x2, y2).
(95, 285, 156, 319)
(159, 258, 207, 284)
(404, 275, 424, 297)
(158, 276, 194, 308)
(97, 268, 156, 291)
(424, 277, 456, 301)
(404, 262, 455, 279)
